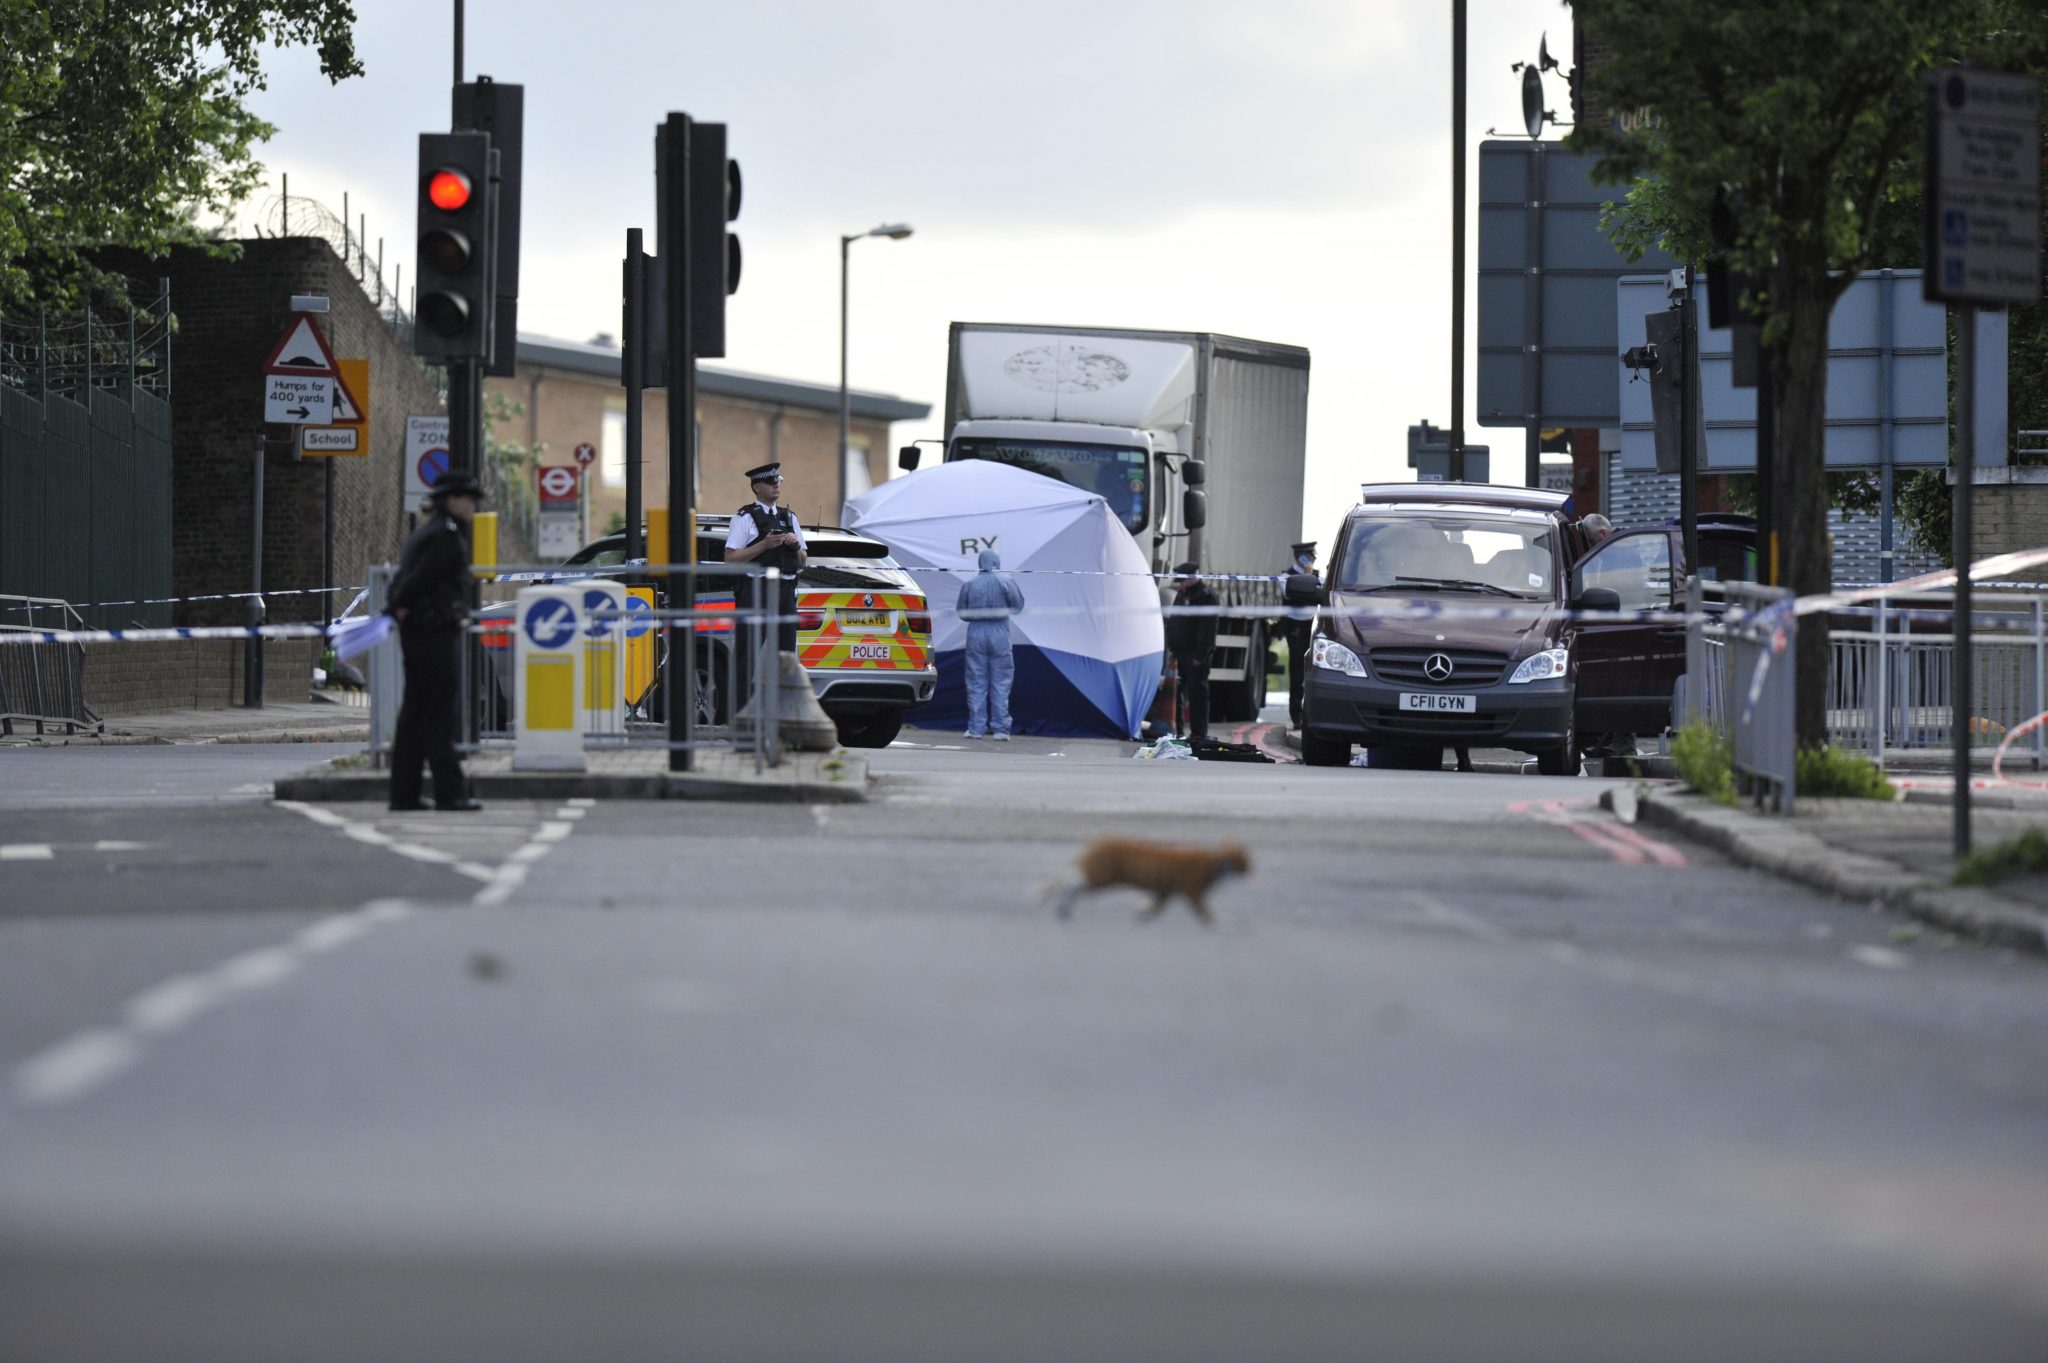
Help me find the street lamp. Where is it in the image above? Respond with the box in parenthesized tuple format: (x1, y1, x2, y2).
(840, 222, 915, 514)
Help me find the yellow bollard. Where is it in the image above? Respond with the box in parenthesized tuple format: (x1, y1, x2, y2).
(647, 507, 669, 576)
(470, 511, 499, 574)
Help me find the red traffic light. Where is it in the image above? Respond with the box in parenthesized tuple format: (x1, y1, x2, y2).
(427, 168, 472, 211)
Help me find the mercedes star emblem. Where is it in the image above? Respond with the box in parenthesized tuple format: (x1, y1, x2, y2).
(1423, 652, 1455, 682)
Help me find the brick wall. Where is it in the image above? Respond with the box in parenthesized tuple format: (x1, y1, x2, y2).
(1971, 471, 2048, 577)
(82, 638, 318, 715)
(129, 237, 447, 626)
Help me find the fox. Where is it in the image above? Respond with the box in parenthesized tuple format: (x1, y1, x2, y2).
(1044, 837, 1251, 926)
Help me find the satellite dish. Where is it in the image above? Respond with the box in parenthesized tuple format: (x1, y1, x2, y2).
(1522, 64, 1546, 139)
(1538, 31, 1558, 73)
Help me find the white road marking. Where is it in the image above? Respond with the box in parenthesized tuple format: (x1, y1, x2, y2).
(1850, 944, 1913, 970)
(9, 801, 591, 1112)
(93, 840, 150, 852)
(0, 844, 53, 860)
(10, 898, 419, 1109)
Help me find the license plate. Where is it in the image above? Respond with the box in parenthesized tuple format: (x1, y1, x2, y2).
(1399, 692, 1476, 713)
(838, 610, 891, 628)
(848, 642, 893, 662)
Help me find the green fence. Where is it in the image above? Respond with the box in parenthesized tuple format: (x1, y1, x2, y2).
(0, 296, 173, 628)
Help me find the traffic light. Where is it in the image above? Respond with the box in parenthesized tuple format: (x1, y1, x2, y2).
(687, 121, 741, 358)
(453, 80, 524, 377)
(414, 131, 495, 363)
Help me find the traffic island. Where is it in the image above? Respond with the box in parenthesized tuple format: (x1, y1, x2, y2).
(1614, 785, 2048, 956)
(273, 748, 869, 805)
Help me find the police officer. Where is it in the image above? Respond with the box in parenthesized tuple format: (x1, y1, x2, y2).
(1277, 540, 1319, 729)
(386, 469, 484, 812)
(1166, 561, 1219, 739)
(723, 462, 808, 698)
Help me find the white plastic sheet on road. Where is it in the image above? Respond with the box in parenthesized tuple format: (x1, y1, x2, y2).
(843, 460, 1163, 739)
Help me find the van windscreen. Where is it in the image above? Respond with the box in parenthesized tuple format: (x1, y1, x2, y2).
(1338, 516, 1557, 598)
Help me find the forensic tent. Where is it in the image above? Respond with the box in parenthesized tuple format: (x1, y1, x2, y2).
(842, 460, 1163, 739)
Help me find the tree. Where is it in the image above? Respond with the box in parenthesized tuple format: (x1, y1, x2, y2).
(0, 0, 360, 313)
(1567, 0, 2046, 747)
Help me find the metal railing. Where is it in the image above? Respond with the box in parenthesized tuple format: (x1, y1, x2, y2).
(364, 563, 785, 771)
(0, 595, 100, 737)
(1683, 578, 1797, 812)
(1826, 590, 2048, 766)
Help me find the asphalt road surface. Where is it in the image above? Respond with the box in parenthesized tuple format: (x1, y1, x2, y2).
(3, 735, 2046, 1362)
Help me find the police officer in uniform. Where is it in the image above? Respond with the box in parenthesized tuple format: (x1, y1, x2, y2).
(723, 462, 809, 698)
(386, 469, 484, 812)
(1166, 561, 1219, 739)
(1277, 540, 1319, 729)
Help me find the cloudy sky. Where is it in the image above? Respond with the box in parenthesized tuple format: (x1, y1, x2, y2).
(242, 0, 1579, 539)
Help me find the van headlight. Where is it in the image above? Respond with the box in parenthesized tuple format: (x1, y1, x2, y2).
(1507, 647, 1570, 684)
(1311, 635, 1367, 677)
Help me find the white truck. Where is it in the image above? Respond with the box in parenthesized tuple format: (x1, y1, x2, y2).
(899, 322, 1310, 722)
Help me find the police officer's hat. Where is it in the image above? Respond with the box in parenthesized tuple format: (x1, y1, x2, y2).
(745, 462, 783, 484)
(428, 470, 486, 501)
(1173, 560, 1201, 578)
(1291, 541, 1317, 559)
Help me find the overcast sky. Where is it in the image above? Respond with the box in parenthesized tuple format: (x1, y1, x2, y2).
(242, 0, 1580, 539)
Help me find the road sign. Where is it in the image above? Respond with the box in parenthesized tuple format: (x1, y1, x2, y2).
(537, 465, 581, 503)
(538, 509, 582, 559)
(1477, 141, 1677, 428)
(1617, 270, 1948, 472)
(406, 414, 452, 500)
(263, 314, 342, 374)
(300, 358, 370, 456)
(573, 441, 597, 467)
(1926, 68, 2041, 307)
(265, 372, 332, 424)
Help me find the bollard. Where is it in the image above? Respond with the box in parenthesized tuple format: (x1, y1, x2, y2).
(578, 580, 628, 740)
(513, 585, 586, 772)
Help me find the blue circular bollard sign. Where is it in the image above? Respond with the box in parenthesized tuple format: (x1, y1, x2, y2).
(522, 596, 578, 649)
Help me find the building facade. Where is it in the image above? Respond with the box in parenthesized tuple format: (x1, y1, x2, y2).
(486, 334, 929, 537)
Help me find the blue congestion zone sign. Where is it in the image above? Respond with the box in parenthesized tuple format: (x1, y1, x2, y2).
(522, 597, 578, 650)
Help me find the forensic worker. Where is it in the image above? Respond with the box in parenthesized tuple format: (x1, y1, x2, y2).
(1166, 561, 1219, 739)
(1277, 540, 1319, 729)
(386, 469, 484, 812)
(724, 461, 808, 701)
(957, 548, 1025, 740)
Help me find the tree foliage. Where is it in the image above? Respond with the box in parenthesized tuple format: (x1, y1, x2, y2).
(0, 0, 361, 312)
(1566, 0, 2046, 743)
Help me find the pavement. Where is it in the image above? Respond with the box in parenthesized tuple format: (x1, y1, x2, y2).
(1, 694, 371, 747)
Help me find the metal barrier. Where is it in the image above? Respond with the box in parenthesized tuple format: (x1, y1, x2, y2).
(364, 562, 784, 771)
(1826, 590, 2048, 767)
(0, 594, 99, 737)
(1683, 578, 1796, 812)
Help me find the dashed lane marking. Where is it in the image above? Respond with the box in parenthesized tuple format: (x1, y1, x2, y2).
(9, 804, 591, 1110)
(1, 844, 54, 860)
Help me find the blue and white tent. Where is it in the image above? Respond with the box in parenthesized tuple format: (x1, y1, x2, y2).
(843, 460, 1163, 739)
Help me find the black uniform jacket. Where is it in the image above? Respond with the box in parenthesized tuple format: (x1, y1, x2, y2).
(387, 512, 472, 630)
(1166, 580, 1219, 659)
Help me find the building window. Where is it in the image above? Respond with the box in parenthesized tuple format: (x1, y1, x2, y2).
(601, 407, 626, 488)
(844, 438, 873, 501)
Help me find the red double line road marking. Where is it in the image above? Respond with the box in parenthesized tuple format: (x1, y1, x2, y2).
(1513, 797, 1688, 869)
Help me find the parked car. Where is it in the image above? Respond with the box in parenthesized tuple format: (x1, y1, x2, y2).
(483, 517, 935, 748)
(1298, 489, 1765, 773)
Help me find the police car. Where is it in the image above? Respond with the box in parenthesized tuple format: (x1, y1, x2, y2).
(494, 516, 936, 748)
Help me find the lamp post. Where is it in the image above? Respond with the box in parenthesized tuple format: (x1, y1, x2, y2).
(840, 222, 914, 515)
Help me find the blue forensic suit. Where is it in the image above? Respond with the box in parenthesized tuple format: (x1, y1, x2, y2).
(956, 549, 1026, 738)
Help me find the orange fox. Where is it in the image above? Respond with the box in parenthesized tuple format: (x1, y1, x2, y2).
(1045, 837, 1251, 925)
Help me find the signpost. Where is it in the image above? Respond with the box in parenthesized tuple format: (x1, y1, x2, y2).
(1925, 67, 2042, 858)
(406, 414, 452, 502)
(300, 358, 370, 455)
(536, 463, 583, 560)
(261, 314, 341, 424)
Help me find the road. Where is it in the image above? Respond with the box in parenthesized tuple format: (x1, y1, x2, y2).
(3, 732, 2047, 1362)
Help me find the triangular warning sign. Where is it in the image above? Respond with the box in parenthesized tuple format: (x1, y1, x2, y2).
(330, 361, 366, 423)
(263, 314, 340, 376)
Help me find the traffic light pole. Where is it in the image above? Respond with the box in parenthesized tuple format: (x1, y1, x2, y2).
(1449, 0, 1467, 484)
(623, 229, 646, 565)
(1678, 276, 1698, 575)
(664, 116, 698, 773)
